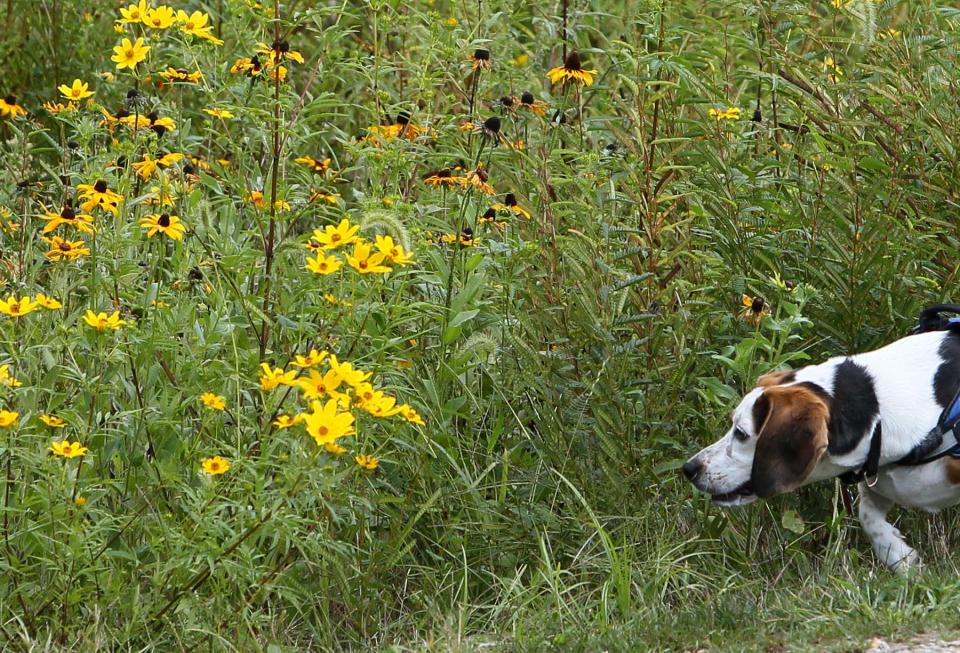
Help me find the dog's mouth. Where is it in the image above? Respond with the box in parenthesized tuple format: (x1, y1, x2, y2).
(711, 481, 757, 507)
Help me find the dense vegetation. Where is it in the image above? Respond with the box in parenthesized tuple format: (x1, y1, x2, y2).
(2, 0, 960, 650)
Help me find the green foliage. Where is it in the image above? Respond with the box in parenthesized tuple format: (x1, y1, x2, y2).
(2, 0, 960, 650)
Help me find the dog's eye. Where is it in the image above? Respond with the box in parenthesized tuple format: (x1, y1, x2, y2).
(733, 427, 749, 441)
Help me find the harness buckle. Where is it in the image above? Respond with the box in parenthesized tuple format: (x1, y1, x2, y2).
(865, 473, 879, 488)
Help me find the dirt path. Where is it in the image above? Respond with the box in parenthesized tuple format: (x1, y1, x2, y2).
(867, 637, 960, 652)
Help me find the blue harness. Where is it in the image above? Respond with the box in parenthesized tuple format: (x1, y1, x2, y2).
(839, 305, 960, 485)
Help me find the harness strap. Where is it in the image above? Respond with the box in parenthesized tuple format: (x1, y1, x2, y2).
(839, 421, 883, 485)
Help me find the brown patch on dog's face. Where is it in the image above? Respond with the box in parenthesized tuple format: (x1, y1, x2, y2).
(751, 384, 829, 498)
(756, 370, 796, 388)
(945, 458, 960, 485)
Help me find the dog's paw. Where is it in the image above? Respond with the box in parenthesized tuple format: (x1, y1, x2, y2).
(890, 548, 922, 575)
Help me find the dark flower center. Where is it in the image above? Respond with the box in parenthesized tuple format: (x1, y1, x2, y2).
(158, 213, 171, 227)
(504, 193, 517, 206)
(564, 50, 583, 71)
(501, 96, 514, 107)
(521, 91, 535, 105)
(4, 95, 16, 104)
(61, 206, 76, 219)
(396, 111, 411, 126)
(60, 242, 71, 251)
(474, 48, 490, 61)
(94, 180, 108, 193)
(483, 116, 501, 133)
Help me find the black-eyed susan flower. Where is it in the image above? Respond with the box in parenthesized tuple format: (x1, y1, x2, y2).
(0, 95, 27, 119)
(256, 40, 304, 65)
(327, 356, 371, 388)
(259, 363, 297, 390)
(43, 101, 77, 114)
(398, 404, 426, 426)
(309, 191, 340, 205)
(201, 456, 230, 475)
(546, 50, 597, 87)
(140, 213, 186, 240)
(492, 193, 531, 219)
(295, 368, 345, 400)
(355, 454, 379, 470)
(77, 180, 123, 215)
(272, 414, 301, 429)
(879, 27, 901, 39)
(306, 253, 343, 275)
(323, 293, 351, 307)
(58, 79, 94, 102)
(49, 440, 88, 458)
(133, 155, 161, 179)
(112, 37, 150, 70)
(469, 48, 491, 70)
(82, 310, 126, 330)
(177, 10, 223, 44)
(158, 152, 183, 167)
(117, 1, 149, 24)
(200, 392, 226, 411)
(519, 91, 547, 116)
(374, 235, 414, 265)
(825, 56, 843, 83)
(708, 106, 741, 121)
(40, 203, 95, 234)
(302, 398, 355, 446)
(739, 295, 771, 325)
(230, 56, 264, 77)
(475, 115, 501, 142)
(44, 236, 91, 261)
(0, 410, 18, 428)
(0, 207, 17, 234)
(39, 415, 66, 428)
(295, 156, 331, 174)
(0, 365, 21, 388)
(34, 293, 62, 310)
(143, 5, 176, 29)
(346, 241, 392, 274)
(441, 227, 478, 247)
(464, 165, 495, 194)
(0, 296, 40, 318)
(423, 165, 467, 188)
(203, 108, 234, 119)
(325, 442, 346, 455)
(312, 218, 360, 250)
(292, 349, 328, 369)
(158, 67, 203, 83)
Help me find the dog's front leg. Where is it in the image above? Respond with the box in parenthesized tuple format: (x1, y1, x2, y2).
(858, 484, 920, 572)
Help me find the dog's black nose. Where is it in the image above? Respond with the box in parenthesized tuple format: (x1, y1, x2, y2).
(682, 460, 701, 481)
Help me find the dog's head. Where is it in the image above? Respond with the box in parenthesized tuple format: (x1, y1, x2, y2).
(683, 372, 830, 506)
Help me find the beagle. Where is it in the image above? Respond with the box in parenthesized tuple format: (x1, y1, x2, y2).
(683, 328, 960, 571)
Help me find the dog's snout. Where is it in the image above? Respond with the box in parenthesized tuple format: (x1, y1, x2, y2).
(682, 459, 702, 481)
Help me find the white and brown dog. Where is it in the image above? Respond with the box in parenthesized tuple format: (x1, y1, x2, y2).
(683, 328, 960, 571)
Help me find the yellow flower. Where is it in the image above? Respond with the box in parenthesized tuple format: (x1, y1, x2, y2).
(0, 410, 18, 428)
(143, 5, 176, 28)
(158, 152, 183, 167)
(879, 27, 900, 39)
(327, 356, 371, 388)
(0, 365, 21, 388)
(259, 363, 297, 390)
(311, 218, 360, 250)
(324, 442, 346, 455)
(40, 415, 66, 428)
(291, 349, 329, 369)
(44, 236, 91, 261)
(75, 496, 87, 507)
(133, 155, 160, 179)
(825, 56, 843, 82)
(272, 414, 302, 428)
(355, 454, 379, 470)
(200, 392, 226, 411)
(398, 404, 426, 426)
(0, 296, 40, 318)
(117, 1, 150, 24)
(201, 456, 230, 475)
(306, 253, 343, 275)
(739, 295, 771, 325)
(77, 180, 123, 216)
(112, 37, 150, 70)
(708, 107, 741, 122)
(256, 40, 305, 65)
(295, 156, 331, 174)
(302, 398, 355, 446)
(295, 368, 344, 400)
(309, 191, 340, 205)
(48, 440, 88, 458)
(177, 10, 223, 44)
(82, 309, 126, 331)
(546, 51, 597, 87)
(34, 293, 63, 310)
(512, 53, 529, 66)
(203, 108, 234, 119)
(140, 213, 186, 241)
(158, 67, 203, 83)
(58, 79, 94, 102)
(374, 235, 415, 266)
(40, 203, 95, 235)
(346, 241, 392, 274)
(0, 95, 27, 120)
(44, 101, 77, 114)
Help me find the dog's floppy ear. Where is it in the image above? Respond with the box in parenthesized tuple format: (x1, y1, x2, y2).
(751, 385, 829, 498)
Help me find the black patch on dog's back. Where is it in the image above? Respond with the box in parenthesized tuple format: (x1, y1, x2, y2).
(826, 360, 879, 455)
(934, 332, 960, 409)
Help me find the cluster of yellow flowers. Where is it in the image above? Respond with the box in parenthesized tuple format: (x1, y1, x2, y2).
(304, 218, 415, 276)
